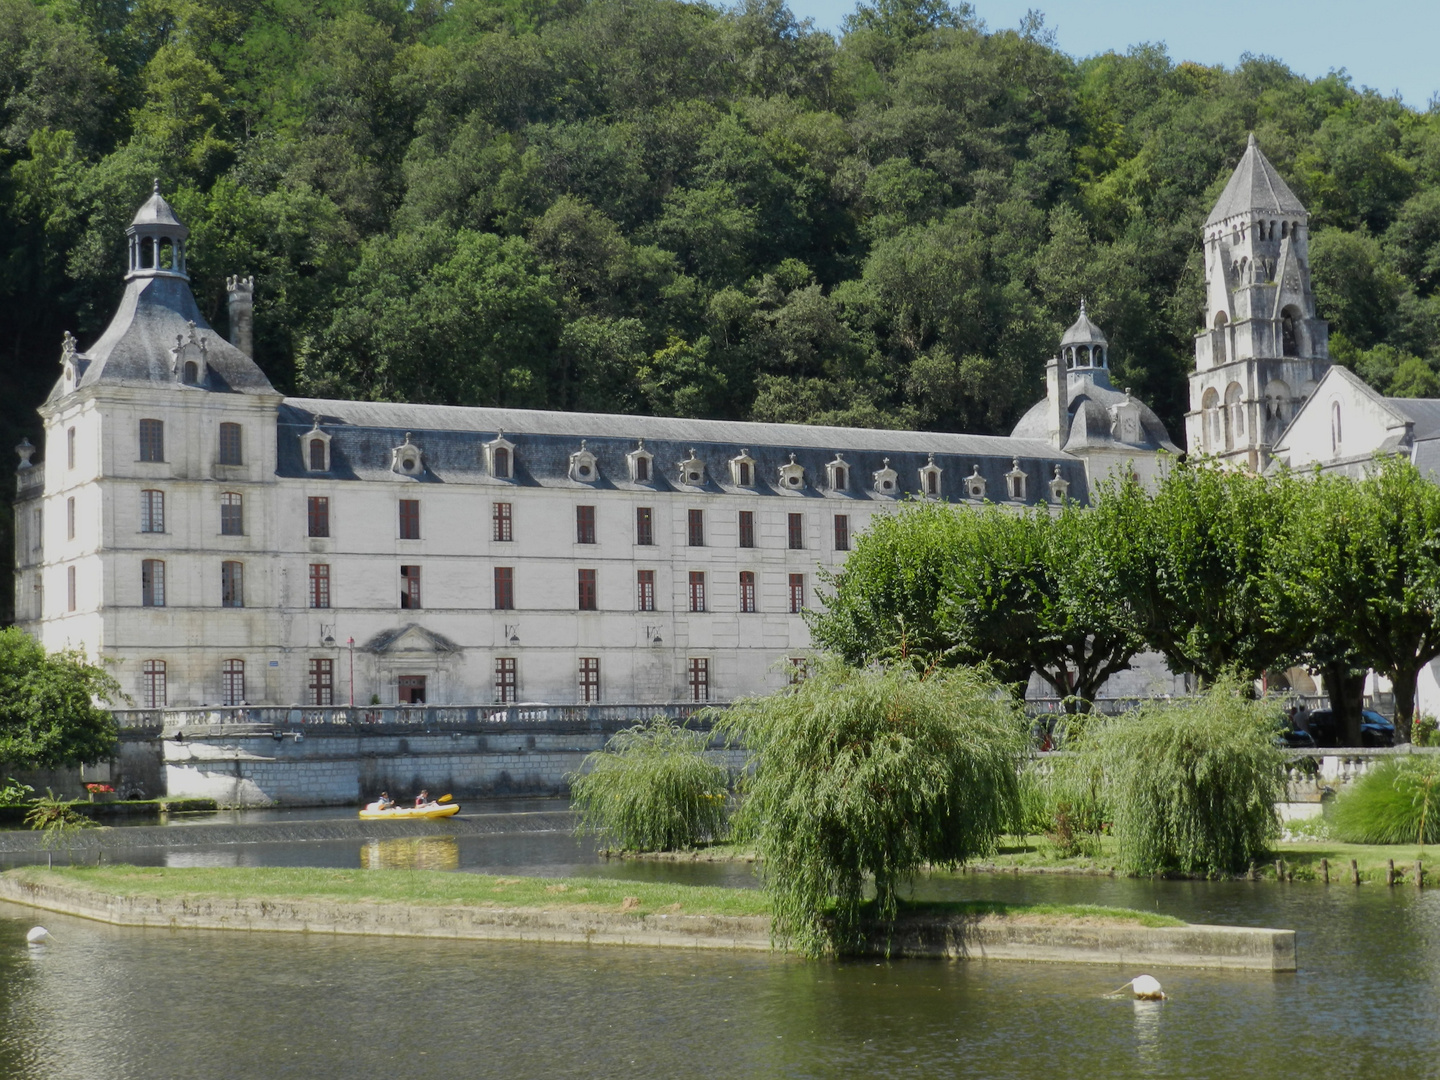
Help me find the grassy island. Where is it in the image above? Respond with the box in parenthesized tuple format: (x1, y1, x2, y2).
(1, 865, 1182, 927)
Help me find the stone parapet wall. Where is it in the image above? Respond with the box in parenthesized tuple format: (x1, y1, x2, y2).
(161, 727, 747, 806)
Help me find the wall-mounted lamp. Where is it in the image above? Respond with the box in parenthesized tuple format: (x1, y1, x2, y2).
(645, 625, 664, 646)
(320, 623, 335, 647)
(504, 623, 520, 646)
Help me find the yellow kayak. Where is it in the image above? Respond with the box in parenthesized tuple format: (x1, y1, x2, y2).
(358, 803, 461, 821)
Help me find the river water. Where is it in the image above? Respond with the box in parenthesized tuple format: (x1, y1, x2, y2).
(0, 806, 1435, 1079)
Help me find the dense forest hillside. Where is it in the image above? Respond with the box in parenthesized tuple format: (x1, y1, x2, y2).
(3, 0, 1440, 559)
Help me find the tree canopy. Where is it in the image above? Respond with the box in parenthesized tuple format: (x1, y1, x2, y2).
(0, 628, 120, 769)
(6, 0, 1440, 619)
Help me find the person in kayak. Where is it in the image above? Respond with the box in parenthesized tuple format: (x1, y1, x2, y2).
(376, 792, 394, 810)
(414, 789, 430, 808)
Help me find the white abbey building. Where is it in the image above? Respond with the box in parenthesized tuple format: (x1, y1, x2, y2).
(13, 185, 1184, 710)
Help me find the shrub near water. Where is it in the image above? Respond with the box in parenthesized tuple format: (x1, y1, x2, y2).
(569, 719, 728, 852)
(1095, 685, 1285, 877)
(1330, 756, 1440, 845)
(722, 663, 1026, 957)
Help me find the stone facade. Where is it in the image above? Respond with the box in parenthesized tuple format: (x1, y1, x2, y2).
(14, 190, 1183, 710)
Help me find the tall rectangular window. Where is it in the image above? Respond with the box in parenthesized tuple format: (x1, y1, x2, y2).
(309, 563, 330, 609)
(401, 565, 421, 608)
(789, 573, 805, 614)
(142, 559, 165, 607)
(576, 505, 596, 544)
(788, 513, 804, 550)
(493, 502, 512, 541)
(67, 427, 75, 469)
(739, 571, 756, 613)
(308, 496, 330, 538)
(309, 658, 333, 706)
(495, 657, 517, 703)
(738, 510, 755, 549)
(308, 436, 328, 472)
(399, 499, 420, 540)
(218, 422, 242, 465)
(220, 492, 243, 535)
(139, 419, 164, 462)
(689, 571, 706, 613)
(221, 561, 244, 607)
(578, 568, 597, 611)
(67, 565, 76, 611)
(834, 514, 850, 552)
(66, 497, 75, 540)
(636, 507, 654, 546)
(688, 508, 704, 547)
(688, 658, 709, 702)
(637, 569, 655, 611)
(143, 659, 167, 708)
(141, 490, 165, 533)
(635, 455, 650, 482)
(222, 659, 245, 706)
(788, 657, 808, 685)
(579, 657, 600, 703)
(494, 566, 514, 610)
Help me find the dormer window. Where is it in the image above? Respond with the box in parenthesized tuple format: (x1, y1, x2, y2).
(1048, 465, 1070, 503)
(779, 453, 805, 490)
(825, 455, 849, 492)
(170, 320, 207, 386)
(873, 458, 898, 496)
(485, 431, 516, 480)
(920, 454, 944, 498)
(391, 432, 424, 477)
(627, 441, 654, 483)
(964, 465, 986, 501)
(1006, 459, 1027, 501)
(303, 420, 332, 473)
(729, 449, 757, 487)
(569, 440, 598, 483)
(679, 449, 705, 486)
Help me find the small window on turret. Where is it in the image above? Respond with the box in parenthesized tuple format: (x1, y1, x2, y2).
(183, 361, 198, 384)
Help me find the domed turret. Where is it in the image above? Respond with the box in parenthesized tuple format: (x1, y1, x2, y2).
(1061, 300, 1107, 371)
(125, 180, 189, 280)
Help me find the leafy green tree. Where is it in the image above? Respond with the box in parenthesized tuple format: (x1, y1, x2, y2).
(1283, 458, 1440, 743)
(722, 661, 1025, 955)
(1099, 463, 1302, 684)
(940, 502, 1146, 711)
(0, 628, 119, 770)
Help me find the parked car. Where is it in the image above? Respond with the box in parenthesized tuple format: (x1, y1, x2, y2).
(1306, 709, 1396, 748)
(1276, 727, 1317, 749)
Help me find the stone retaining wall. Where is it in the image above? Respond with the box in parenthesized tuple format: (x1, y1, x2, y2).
(0, 873, 1296, 970)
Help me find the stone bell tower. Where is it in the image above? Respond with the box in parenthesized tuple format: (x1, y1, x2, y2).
(1187, 135, 1331, 470)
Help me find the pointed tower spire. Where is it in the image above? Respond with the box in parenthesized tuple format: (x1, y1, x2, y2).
(1188, 136, 1330, 471)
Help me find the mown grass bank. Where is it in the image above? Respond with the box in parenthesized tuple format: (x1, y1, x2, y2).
(618, 836, 1440, 885)
(0, 865, 1182, 926)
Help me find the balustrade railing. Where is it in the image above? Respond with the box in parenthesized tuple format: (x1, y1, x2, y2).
(113, 702, 725, 732)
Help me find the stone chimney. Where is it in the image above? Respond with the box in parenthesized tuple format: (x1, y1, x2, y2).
(226, 275, 254, 358)
(1046, 355, 1069, 449)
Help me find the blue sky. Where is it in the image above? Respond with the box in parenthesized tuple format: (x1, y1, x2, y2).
(785, 0, 1440, 108)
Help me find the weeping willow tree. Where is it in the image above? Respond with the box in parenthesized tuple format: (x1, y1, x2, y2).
(1093, 683, 1285, 877)
(1330, 756, 1440, 846)
(722, 662, 1027, 957)
(569, 718, 729, 852)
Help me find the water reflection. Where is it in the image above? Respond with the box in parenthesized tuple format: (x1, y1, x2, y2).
(360, 836, 460, 871)
(1131, 998, 1164, 1072)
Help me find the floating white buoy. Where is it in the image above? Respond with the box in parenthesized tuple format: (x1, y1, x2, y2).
(1131, 974, 1164, 1000)
(25, 926, 53, 945)
(1103, 974, 1166, 1000)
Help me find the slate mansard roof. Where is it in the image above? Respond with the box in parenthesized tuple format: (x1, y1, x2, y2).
(48, 276, 277, 403)
(279, 398, 1090, 505)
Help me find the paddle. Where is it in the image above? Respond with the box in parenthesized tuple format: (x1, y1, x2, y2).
(438, 794, 453, 803)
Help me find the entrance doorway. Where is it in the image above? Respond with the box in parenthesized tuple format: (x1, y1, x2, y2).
(398, 675, 427, 704)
